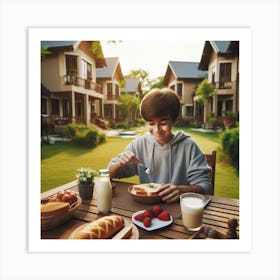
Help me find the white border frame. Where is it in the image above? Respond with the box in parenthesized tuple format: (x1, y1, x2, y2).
(28, 27, 252, 253)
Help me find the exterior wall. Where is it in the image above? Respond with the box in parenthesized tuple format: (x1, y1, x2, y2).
(166, 71, 176, 84)
(41, 55, 61, 91)
(183, 81, 196, 104)
(168, 79, 201, 119)
(42, 47, 98, 93)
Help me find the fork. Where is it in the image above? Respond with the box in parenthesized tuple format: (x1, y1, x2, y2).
(138, 162, 153, 176)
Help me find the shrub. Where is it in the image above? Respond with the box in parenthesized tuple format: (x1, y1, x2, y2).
(66, 123, 77, 138)
(67, 124, 106, 148)
(207, 113, 218, 129)
(220, 127, 239, 169)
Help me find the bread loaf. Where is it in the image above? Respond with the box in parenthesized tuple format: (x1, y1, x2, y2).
(73, 215, 124, 239)
(41, 201, 70, 217)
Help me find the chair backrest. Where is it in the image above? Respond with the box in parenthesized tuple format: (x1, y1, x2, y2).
(205, 150, 216, 195)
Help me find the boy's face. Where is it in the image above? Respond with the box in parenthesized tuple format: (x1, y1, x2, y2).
(146, 115, 178, 145)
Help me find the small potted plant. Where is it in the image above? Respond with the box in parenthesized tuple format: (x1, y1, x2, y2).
(76, 168, 98, 199)
(223, 111, 237, 128)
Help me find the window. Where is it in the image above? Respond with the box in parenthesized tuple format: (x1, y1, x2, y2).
(41, 98, 47, 115)
(66, 55, 77, 74)
(177, 83, 183, 99)
(62, 99, 69, 117)
(81, 59, 92, 79)
(211, 65, 216, 83)
(115, 84, 119, 99)
(225, 100, 233, 111)
(107, 83, 113, 100)
(219, 63, 231, 82)
(51, 99, 60, 115)
(75, 102, 82, 116)
(185, 105, 193, 117)
(217, 101, 223, 116)
(104, 105, 112, 118)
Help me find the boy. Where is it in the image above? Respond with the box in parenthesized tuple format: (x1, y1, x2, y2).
(108, 88, 212, 203)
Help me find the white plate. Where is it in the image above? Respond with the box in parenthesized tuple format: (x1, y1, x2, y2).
(132, 210, 173, 231)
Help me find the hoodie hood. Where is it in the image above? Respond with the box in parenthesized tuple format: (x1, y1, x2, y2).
(144, 130, 189, 147)
(143, 130, 190, 182)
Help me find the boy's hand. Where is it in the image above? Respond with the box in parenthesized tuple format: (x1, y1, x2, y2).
(118, 151, 138, 166)
(158, 184, 181, 203)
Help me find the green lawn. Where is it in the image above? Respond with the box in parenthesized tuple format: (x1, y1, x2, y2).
(41, 127, 239, 199)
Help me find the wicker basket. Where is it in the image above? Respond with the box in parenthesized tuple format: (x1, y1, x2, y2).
(41, 197, 81, 231)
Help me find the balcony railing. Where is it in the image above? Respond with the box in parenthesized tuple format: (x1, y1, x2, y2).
(213, 81, 236, 90)
(41, 116, 72, 126)
(64, 74, 103, 94)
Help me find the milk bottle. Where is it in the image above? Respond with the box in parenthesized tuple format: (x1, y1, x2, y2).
(96, 169, 112, 214)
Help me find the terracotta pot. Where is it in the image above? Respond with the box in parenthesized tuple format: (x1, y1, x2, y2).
(78, 183, 94, 199)
(223, 118, 235, 128)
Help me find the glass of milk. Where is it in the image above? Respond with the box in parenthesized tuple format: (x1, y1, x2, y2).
(180, 193, 205, 231)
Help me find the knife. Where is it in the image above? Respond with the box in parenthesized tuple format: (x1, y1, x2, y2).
(112, 224, 133, 239)
(203, 198, 211, 208)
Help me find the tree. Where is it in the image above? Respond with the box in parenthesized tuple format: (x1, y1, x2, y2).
(41, 46, 51, 60)
(195, 78, 216, 104)
(150, 76, 165, 89)
(195, 79, 217, 123)
(117, 92, 140, 126)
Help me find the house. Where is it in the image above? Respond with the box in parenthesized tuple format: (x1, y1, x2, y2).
(197, 41, 239, 123)
(41, 41, 107, 133)
(121, 78, 142, 98)
(96, 57, 125, 121)
(163, 61, 207, 120)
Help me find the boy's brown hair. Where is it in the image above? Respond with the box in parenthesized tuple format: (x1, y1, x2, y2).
(140, 88, 181, 121)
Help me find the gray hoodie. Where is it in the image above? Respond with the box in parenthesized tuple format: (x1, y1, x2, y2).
(108, 130, 212, 194)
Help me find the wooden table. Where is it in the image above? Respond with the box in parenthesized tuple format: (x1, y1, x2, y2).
(41, 180, 239, 239)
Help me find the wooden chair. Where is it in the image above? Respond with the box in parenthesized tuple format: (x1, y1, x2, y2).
(205, 150, 217, 195)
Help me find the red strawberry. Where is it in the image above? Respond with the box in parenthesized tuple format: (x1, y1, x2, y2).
(158, 210, 170, 221)
(134, 213, 144, 221)
(152, 205, 162, 217)
(143, 209, 152, 218)
(143, 217, 152, 227)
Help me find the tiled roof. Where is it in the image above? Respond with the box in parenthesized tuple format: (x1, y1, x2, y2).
(198, 41, 239, 70)
(210, 41, 231, 54)
(168, 61, 207, 79)
(41, 41, 78, 48)
(96, 57, 120, 78)
(121, 78, 140, 92)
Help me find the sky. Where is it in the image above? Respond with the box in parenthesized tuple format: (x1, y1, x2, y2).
(100, 40, 205, 80)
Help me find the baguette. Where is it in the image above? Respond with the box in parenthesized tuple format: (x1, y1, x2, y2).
(73, 215, 124, 239)
(41, 201, 70, 217)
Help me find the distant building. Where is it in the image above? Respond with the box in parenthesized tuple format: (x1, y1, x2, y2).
(163, 61, 207, 120)
(197, 41, 239, 123)
(41, 41, 106, 131)
(96, 57, 125, 120)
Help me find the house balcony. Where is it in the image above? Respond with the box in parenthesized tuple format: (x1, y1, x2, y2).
(41, 116, 85, 127)
(213, 81, 237, 95)
(64, 74, 103, 94)
(106, 94, 120, 101)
